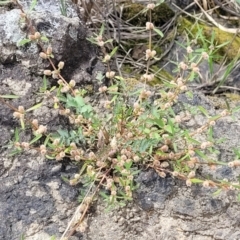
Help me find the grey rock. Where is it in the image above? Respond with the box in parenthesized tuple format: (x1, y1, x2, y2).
(0, 6, 97, 80)
(19, 0, 78, 18)
(136, 169, 176, 210)
(0, 1, 101, 239)
(0, 151, 80, 239)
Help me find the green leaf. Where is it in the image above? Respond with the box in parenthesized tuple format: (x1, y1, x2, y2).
(59, 0, 67, 16)
(143, 128, 151, 134)
(156, 0, 165, 6)
(209, 115, 220, 121)
(233, 184, 240, 190)
(110, 95, 118, 103)
(168, 117, 175, 133)
(196, 24, 208, 49)
(190, 178, 204, 183)
(215, 41, 230, 49)
(198, 106, 209, 117)
(232, 105, 240, 113)
(14, 128, 20, 142)
(216, 137, 226, 144)
(49, 86, 56, 92)
(61, 176, 69, 184)
(99, 191, 109, 200)
(185, 90, 194, 99)
(53, 102, 59, 109)
(124, 161, 133, 170)
(110, 46, 118, 57)
(164, 125, 173, 134)
(99, 24, 105, 36)
(189, 71, 196, 81)
(57, 94, 67, 102)
(213, 60, 235, 94)
(46, 155, 56, 159)
(29, 0, 37, 12)
(194, 48, 205, 53)
(57, 129, 69, 139)
(40, 35, 49, 42)
(29, 134, 42, 144)
(20, 118, 25, 130)
(0, 94, 19, 99)
(0, 1, 11, 5)
(86, 37, 97, 44)
(212, 189, 222, 196)
(151, 132, 161, 140)
(17, 39, 31, 46)
(104, 39, 113, 44)
(185, 136, 200, 145)
(78, 162, 89, 177)
(132, 170, 141, 176)
(44, 134, 51, 145)
(195, 150, 208, 160)
(207, 126, 213, 142)
(107, 85, 118, 93)
(153, 28, 164, 37)
(132, 138, 158, 153)
(40, 75, 48, 92)
(149, 145, 153, 154)
(154, 118, 165, 128)
(81, 105, 92, 113)
(118, 177, 126, 187)
(19, 233, 25, 240)
(26, 103, 42, 112)
(66, 95, 77, 108)
(9, 149, 22, 156)
(237, 193, 240, 202)
(175, 40, 186, 49)
(75, 95, 85, 106)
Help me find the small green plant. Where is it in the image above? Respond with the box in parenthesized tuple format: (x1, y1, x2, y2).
(7, 0, 240, 206)
(19, 234, 56, 240)
(59, 0, 67, 16)
(178, 18, 240, 93)
(0, 0, 11, 5)
(2, 0, 240, 238)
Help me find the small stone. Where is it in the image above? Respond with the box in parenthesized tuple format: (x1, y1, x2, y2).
(118, 217, 125, 225)
(128, 212, 134, 218)
(51, 165, 62, 173)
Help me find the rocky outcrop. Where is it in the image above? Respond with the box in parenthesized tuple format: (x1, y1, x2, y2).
(0, 1, 99, 239)
(84, 92, 240, 240)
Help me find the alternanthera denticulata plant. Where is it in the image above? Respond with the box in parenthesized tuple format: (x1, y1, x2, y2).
(4, 0, 240, 216)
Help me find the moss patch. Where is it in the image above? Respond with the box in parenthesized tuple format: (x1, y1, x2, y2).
(122, 2, 174, 27)
(149, 66, 173, 86)
(122, 64, 173, 87)
(178, 17, 240, 61)
(119, 2, 175, 85)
